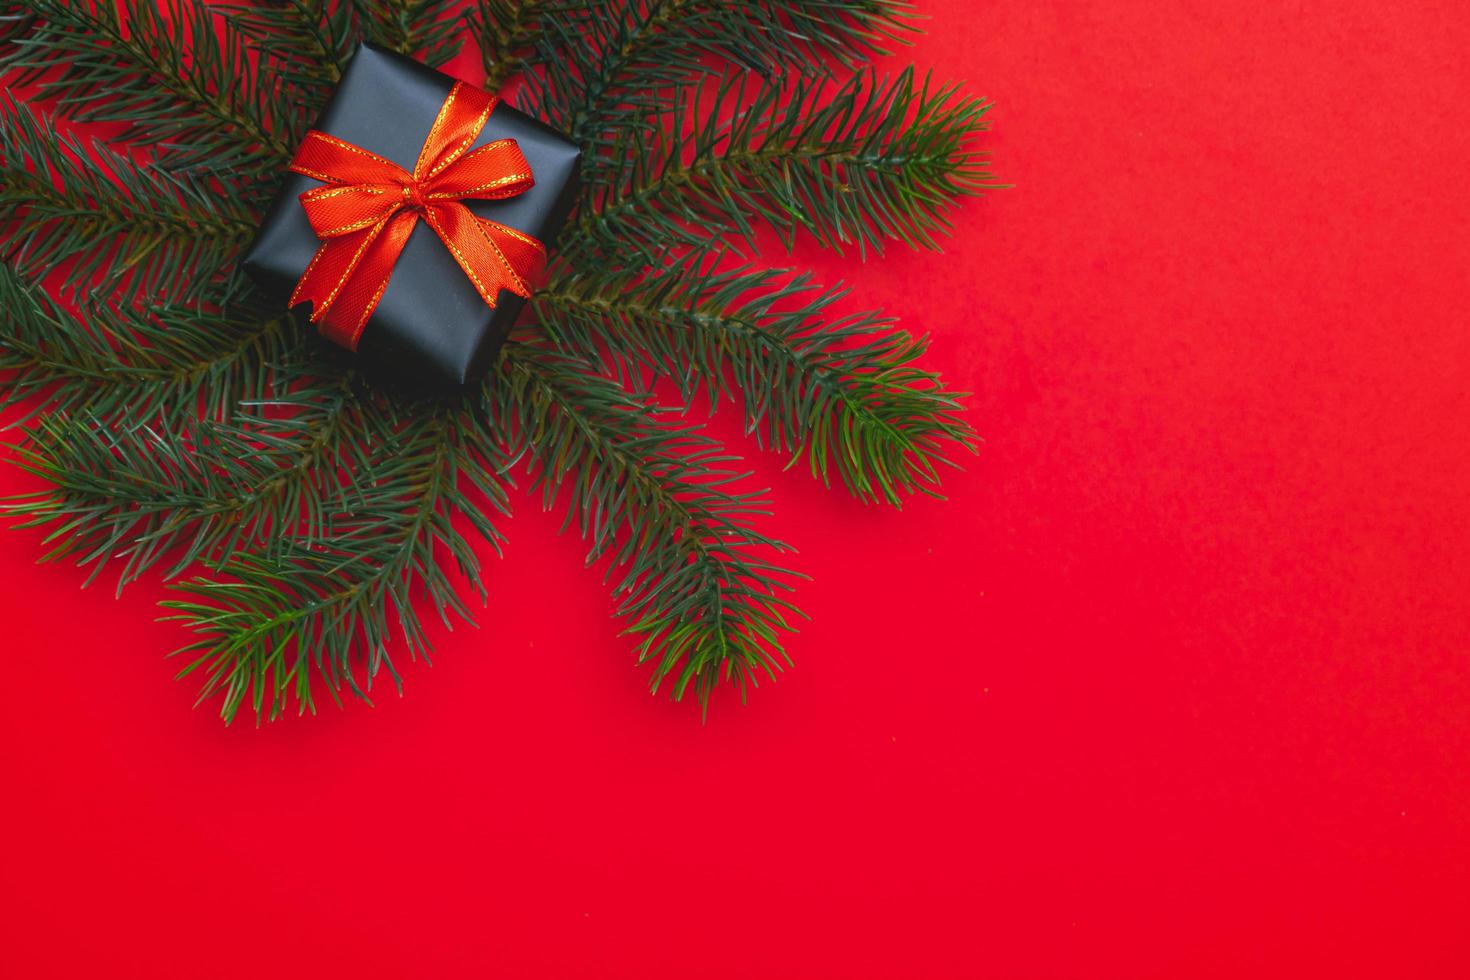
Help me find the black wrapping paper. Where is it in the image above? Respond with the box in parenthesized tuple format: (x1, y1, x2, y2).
(242, 44, 581, 387)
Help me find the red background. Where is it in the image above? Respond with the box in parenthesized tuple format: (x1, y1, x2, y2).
(3, 2, 1469, 976)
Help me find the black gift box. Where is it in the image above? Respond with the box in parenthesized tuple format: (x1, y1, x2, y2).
(243, 44, 581, 386)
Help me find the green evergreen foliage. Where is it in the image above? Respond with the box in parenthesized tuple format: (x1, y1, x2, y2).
(10, 1, 297, 174)
(0, 97, 256, 303)
(0, 0, 996, 723)
(570, 67, 994, 260)
(473, 0, 554, 89)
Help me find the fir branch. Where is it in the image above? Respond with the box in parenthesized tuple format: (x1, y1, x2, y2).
(493, 343, 801, 704)
(526, 0, 916, 153)
(527, 0, 717, 142)
(5, 393, 327, 581)
(164, 401, 512, 724)
(571, 66, 998, 260)
(473, 0, 557, 91)
(349, 0, 465, 68)
(3, 368, 363, 586)
(0, 98, 257, 305)
(536, 256, 975, 505)
(526, 0, 761, 151)
(9, 0, 295, 174)
(215, 0, 359, 106)
(758, 1, 917, 69)
(0, 263, 296, 427)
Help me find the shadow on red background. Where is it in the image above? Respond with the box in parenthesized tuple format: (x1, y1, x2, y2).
(3, 2, 1469, 977)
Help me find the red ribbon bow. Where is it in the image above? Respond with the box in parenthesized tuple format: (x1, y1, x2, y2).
(287, 81, 546, 350)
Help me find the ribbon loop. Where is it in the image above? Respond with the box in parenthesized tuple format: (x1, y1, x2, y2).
(429, 140, 536, 201)
(286, 81, 545, 351)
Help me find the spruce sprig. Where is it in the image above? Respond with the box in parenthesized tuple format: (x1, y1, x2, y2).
(494, 343, 802, 701)
(215, 1, 359, 94)
(573, 67, 997, 261)
(535, 254, 973, 505)
(473, 0, 557, 90)
(523, 0, 916, 162)
(0, 264, 292, 426)
(8, 0, 297, 174)
(6, 374, 359, 590)
(162, 400, 510, 722)
(0, 98, 256, 304)
(0, 0, 995, 722)
(348, 0, 467, 66)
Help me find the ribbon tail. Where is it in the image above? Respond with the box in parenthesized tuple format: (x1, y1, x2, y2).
(422, 202, 546, 311)
(475, 215, 547, 294)
(290, 231, 373, 323)
(290, 211, 419, 351)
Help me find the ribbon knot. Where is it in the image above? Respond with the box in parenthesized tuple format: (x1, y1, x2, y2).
(286, 81, 547, 351)
(401, 181, 427, 212)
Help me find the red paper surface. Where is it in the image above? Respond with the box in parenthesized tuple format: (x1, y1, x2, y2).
(3, 3, 1469, 977)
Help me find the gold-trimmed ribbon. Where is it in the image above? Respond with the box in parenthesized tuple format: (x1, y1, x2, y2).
(287, 81, 545, 350)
